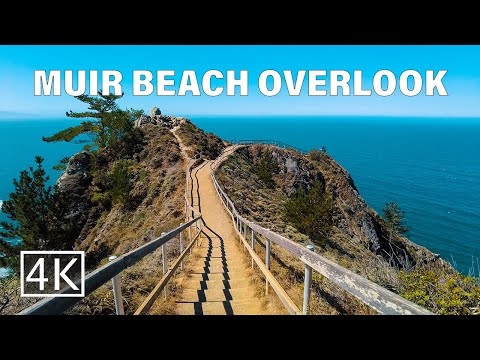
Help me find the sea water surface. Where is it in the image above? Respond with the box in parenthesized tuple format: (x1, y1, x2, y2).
(190, 116, 480, 274)
(0, 116, 479, 275)
(0, 118, 84, 277)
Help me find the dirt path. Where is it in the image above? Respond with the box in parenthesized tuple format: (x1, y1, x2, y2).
(167, 131, 268, 314)
(175, 160, 272, 314)
(171, 126, 191, 162)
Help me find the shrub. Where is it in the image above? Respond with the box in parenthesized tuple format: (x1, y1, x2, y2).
(383, 202, 410, 238)
(252, 151, 279, 188)
(91, 160, 134, 208)
(0, 157, 80, 271)
(107, 161, 134, 206)
(309, 147, 327, 162)
(283, 180, 333, 246)
(91, 192, 111, 208)
(399, 268, 480, 315)
(309, 149, 323, 161)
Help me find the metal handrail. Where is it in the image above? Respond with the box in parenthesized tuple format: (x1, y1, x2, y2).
(210, 145, 433, 315)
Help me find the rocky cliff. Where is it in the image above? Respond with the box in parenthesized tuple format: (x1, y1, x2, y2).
(215, 145, 453, 297)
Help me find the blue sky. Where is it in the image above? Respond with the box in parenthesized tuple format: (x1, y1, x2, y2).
(0, 45, 479, 117)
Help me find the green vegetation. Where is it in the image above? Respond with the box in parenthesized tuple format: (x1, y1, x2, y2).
(309, 149, 323, 162)
(382, 203, 480, 315)
(383, 202, 410, 238)
(45, 94, 145, 212)
(0, 104, 209, 314)
(91, 160, 134, 208)
(283, 180, 333, 246)
(1, 94, 145, 275)
(308, 147, 327, 162)
(0, 157, 78, 272)
(43, 94, 144, 160)
(399, 268, 480, 315)
(252, 151, 279, 188)
(52, 156, 71, 171)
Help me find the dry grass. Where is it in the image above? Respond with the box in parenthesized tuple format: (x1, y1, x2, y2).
(229, 234, 288, 315)
(70, 231, 188, 315)
(175, 121, 225, 159)
(65, 125, 189, 315)
(244, 233, 375, 315)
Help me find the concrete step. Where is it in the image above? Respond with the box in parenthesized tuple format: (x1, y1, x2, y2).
(196, 240, 225, 246)
(181, 278, 251, 290)
(190, 263, 246, 271)
(190, 263, 245, 273)
(195, 250, 230, 257)
(188, 267, 226, 275)
(185, 272, 248, 282)
(180, 288, 256, 302)
(192, 258, 245, 266)
(196, 243, 236, 249)
(176, 299, 264, 315)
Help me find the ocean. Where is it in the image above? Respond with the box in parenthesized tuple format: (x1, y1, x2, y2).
(1, 116, 479, 275)
(0, 118, 85, 277)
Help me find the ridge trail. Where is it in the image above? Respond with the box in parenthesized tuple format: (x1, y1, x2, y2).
(170, 129, 275, 315)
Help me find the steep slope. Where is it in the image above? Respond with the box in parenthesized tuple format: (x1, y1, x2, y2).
(214, 145, 456, 313)
(57, 117, 225, 314)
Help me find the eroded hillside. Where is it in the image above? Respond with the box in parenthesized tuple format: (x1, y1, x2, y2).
(57, 118, 224, 314)
(214, 145, 458, 313)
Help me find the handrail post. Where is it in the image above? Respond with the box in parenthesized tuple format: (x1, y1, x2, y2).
(243, 222, 247, 251)
(251, 227, 255, 269)
(303, 244, 314, 315)
(196, 219, 200, 246)
(265, 230, 271, 295)
(184, 199, 187, 221)
(180, 224, 184, 271)
(109, 256, 124, 315)
(161, 232, 168, 300)
(237, 217, 241, 244)
(161, 232, 168, 275)
(189, 225, 193, 253)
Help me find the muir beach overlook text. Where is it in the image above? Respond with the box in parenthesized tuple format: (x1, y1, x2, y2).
(34, 69, 448, 97)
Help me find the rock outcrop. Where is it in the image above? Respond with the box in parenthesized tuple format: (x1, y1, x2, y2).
(57, 151, 93, 232)
(150, 107, 161, 117)
(134, 107, 189, 129)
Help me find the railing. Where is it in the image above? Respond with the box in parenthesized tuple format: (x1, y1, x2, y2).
(133, 199, 202, 315)
(19, 153, 204, 316)
(134, 152, 204, 315)
(185, 153, 203, 222)
(210, 144, 433, 315)
(227, 139, 310, 154)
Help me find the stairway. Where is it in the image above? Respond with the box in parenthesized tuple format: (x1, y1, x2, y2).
(175, 229, 264, 315)
(174, 159, 266, 315)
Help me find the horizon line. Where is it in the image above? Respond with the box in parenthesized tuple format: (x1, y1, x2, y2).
(2, 111, 480, 120)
